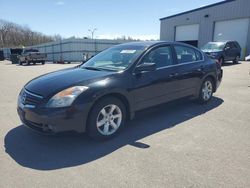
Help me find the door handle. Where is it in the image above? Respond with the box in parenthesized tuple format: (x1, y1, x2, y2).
(169, 73, 179, 78)
(197, 66, 204, 72)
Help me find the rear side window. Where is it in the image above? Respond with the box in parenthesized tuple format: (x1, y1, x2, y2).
(174, 45, 202, 63)
(233, 42, 241, 49)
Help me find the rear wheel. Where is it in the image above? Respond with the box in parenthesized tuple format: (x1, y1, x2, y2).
(87, 97, 126, 140)
(198, 78, 214, 104)
(42, 61, 45, 65)
(233, 55, 240, 64)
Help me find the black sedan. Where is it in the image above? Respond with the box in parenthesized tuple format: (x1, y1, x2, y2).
(17, 41, 223, 140)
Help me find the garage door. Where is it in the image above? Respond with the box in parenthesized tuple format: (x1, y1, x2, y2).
(214, 18, 250, 57)
(175, 24, 199, 47)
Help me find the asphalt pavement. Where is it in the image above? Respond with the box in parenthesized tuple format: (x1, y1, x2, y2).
(0, 60, 249, 188)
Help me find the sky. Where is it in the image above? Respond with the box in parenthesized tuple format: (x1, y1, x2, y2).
(0, 0, 222, 40)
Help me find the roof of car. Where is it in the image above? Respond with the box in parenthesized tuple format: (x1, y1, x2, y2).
(208, 41, 226, 44)
(208, 41, 238, 44)
(117, 41, 195, 48)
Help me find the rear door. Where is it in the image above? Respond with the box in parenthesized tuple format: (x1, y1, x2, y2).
(173, 45, 205, 98)
(132, 45, 180, 110)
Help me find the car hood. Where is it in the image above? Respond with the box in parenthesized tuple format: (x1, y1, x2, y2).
(25, 67, 115, 97)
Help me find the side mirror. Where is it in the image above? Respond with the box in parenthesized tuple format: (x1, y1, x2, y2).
(135, 63, 156, 73)
(225, 46, 230, 51)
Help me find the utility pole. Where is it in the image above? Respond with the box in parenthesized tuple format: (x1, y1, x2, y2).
(88, 28, 98, 55)
(88, 28, 97, 39)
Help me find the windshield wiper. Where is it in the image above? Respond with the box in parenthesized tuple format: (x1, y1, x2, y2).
(82, 66, 102, 71)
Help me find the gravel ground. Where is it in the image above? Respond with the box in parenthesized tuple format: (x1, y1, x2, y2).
(0, 60, 250, 188)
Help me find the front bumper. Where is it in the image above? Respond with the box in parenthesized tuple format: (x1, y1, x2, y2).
(17, 103, 92, 134)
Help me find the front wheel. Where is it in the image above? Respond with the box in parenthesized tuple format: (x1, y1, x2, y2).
(87, 97, 126, 140)
(198, 78, 214, 104)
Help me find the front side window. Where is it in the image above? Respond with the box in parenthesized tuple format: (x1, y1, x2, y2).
(81, 45, 145, 71)
(141, 46, 174, 68)
(174, 45, 199, 64)
(228, 42, 237, 49)
(225, 43, 232, 49)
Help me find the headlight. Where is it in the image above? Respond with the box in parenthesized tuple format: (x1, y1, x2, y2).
(46, 86, 88, 108)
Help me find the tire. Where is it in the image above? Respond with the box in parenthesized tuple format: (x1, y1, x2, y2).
(233, 55, 240, 64)
(19, 61, 23, 65)
(87, 97, 126, 140)
(198, 77, 214, 104)
(219, 57, 225, 65)
(42, 61, 45, 65)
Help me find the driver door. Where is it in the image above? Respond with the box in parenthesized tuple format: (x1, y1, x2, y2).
(131, 45, 180, 111)
(224, 42, 235, 61)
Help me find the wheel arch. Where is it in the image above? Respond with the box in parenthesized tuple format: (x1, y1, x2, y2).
(87, 92, 132, 127)
(203, 75, 217, 92)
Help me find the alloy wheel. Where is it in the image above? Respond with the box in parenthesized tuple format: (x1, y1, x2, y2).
(202, 80, 213, 101)
(96, 104, 122, 136)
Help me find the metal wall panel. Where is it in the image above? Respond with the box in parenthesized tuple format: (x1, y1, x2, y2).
(29, 39, 131, 62)
(214, 18, 250, 57)
(160, 0, 250, 56)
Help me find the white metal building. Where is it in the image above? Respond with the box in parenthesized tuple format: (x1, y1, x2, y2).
(28, 39, 132, 62)
(160, 0, 250, 58)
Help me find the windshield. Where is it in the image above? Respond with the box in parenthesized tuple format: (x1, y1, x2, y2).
(201, 43, 225, 51)
(81, 45, 146, 71)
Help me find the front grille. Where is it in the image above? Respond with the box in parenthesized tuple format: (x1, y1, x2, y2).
(20, 89, 43, 107)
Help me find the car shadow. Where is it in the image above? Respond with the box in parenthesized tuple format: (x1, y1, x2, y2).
(4, 97, 223, 170)
(222, 62, 242, 67)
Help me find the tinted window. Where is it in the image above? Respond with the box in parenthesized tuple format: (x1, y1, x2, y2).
(195, 50, 203, 61)
(231, 42, 239, 49)
(142, 46, 174, 68)
(228, 42, 236, 49)
(233, 42, 241, 49)
(174, 45, 198, 63)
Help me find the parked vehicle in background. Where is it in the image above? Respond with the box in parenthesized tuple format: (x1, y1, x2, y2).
(201, 41, 241, 65)
(0, 50, 4, 61)
(18, 49, 47, 65)
(245, 54, 250, 61)
(2, 48, 11, 60)
(17, 41, 223, 140)
(10, 48, 24, 64)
